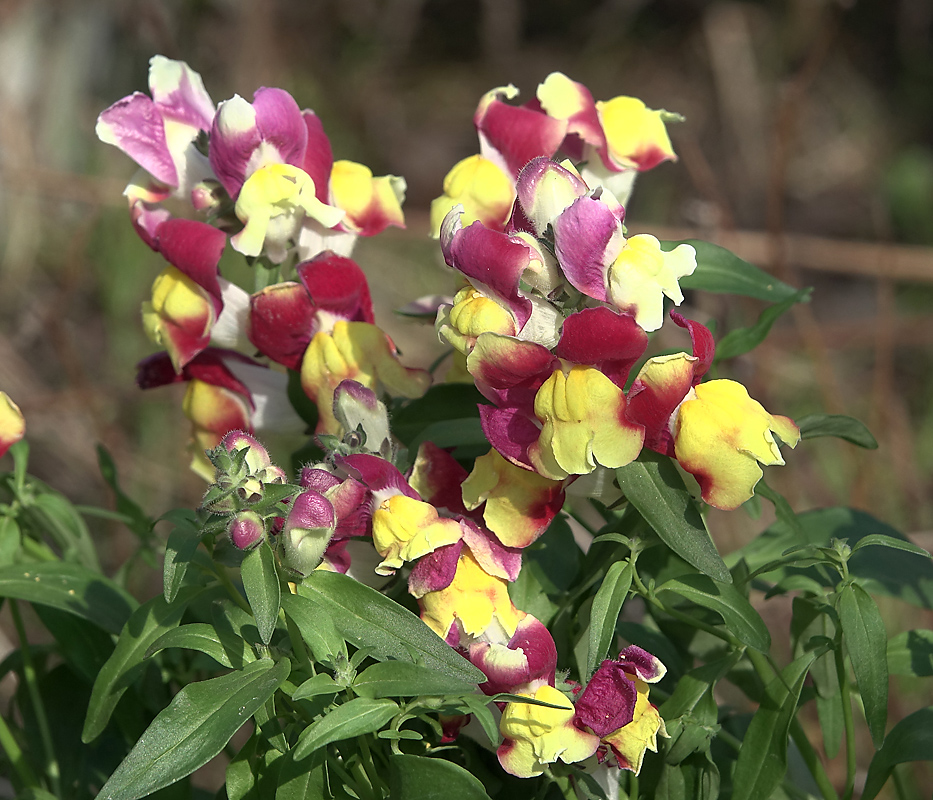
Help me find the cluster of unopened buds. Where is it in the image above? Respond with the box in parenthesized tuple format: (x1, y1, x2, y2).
(92, 57, 803, 779)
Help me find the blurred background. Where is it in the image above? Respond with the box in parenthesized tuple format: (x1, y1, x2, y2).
(0, 0, 931, 569)
(0, 0, 932, 792)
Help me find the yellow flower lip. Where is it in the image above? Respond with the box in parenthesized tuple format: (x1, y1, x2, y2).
(232, 163, 344, 260)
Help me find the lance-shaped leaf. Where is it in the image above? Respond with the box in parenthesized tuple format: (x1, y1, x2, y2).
(667, 239, 798, 302)
(293, 697, 399, 760)
(0, 561, 136, 635)
(616, 452, 730, 583)
(714, 288, 811, 361)
(861, 707, 933, 800)
(98, 658, 290, 800)
(353, 661, 478, 699)
(586, 560, 633, 677)
(796, 413, 878, 449)
(731, 650, 816, 800)
(295, 571, 485, 683)
(83, 586, 207, 743)
(657, 574, 771, 652)
(281, 591, 347, 665)
(274, 748, 326, 800)
(146, 623, 234, 669)
(241, 544, 281, 645)
(388, 754, 492, 800)
(161, 508, 203, 603)
(838, 582, 888, 747)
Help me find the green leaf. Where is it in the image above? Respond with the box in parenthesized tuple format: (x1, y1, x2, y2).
(796, 413, 878, 449)
(241, 544, 281, 645)
(453, 694, 500, 745)
(754, 479, 803, 539)
(655, 753, 720, 800)
(280, 592, 347, 664)
(391, 384, 486, 445)
(211, 599, 260, 669)
(731, 651, 816, 800)
(730, 507, 933, 609)
(353, 661, 479, 698)
(0, 515, 21, 566)
(162, 509, 203, 603)
(861, 707, 933, 800)
(83, 587, 204, 743)
(850, 533, 930, 558)
(146, 623, 234, 669)
(27, 490, 100, 570)
(657, 574, 771, 651)
(660, 651, 743, 720)
(34, 604, 116, 684)
(388, 754, 492, 799)
(887, 629, 933, 677)
(715, 288, 811, 361)
(98, 658, 289, 800)
(293, 697, 398, 760)
(97, 445, 154, 540)
(586, 561, 633, 677)
(291, 673, 339, 700)
(667, 239, 799, 301)
(225, 733, 258, 800)
(507, 558, 558, 626)
(838, 582, 888, 746)
(295, 571, 485, 683)
(616, 452, 730, 583)
(0, 561, 136, 634)
(274, 748, 326, 800)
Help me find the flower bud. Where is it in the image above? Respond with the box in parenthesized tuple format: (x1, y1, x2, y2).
(332, 380, 392, 458)
(191, 179, 228, 214)
(279, 489, 337, 576)
(228, 510, 266, 550)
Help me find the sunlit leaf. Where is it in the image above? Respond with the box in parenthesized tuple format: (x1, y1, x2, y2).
(388, 754, 492, 799)
(796, 414, 878, 449)
(587, 560, 633, 677)
(83, 586, 207, 743)
(353, 661, 479, 698)
(97, 658, 289, 800)
(293, 697, 398, 760)
(0, 561, 136, 635)
(665, 239, 799, 302)
(616, 452, 730, 583)
(241, 544, 281, 645)
(295, 571, 484, 683)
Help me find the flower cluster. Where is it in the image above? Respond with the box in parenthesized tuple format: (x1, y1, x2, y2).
(98, 57, 428, 474)
(100, 62, 804, 784)
(430, 72, 680, 235)
(436, 156, 799, 511)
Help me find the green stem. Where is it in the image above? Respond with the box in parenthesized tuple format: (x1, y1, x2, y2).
(356, 735, 387, 797)
(327, 749, 371, 800)
(0, 709, 39, 791)
(790, 719, 838, 800)
(9, 601, 60, 798)
(214, 563, 252, 614)
(746, 650, 838, 800)
(835, 645, 856, 800)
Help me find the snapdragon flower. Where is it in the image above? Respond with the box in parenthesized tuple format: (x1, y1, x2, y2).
(430, 73, 680, 234)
